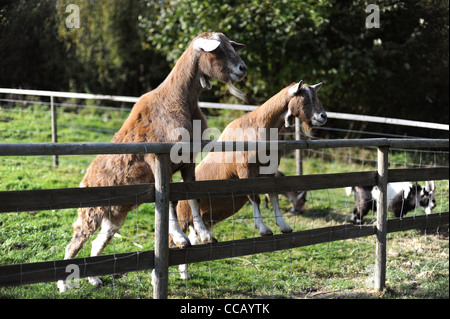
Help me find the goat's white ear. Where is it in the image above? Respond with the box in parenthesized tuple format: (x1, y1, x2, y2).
(288, 80, 303, 96)
(311, 82, 323, 92)
(229, 40, 245, 52)
(200, 75, 212, 89)
(193, 37, 221, 52)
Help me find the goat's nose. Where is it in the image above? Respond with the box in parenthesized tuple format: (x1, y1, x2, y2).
(239, 64, 247, 73)
(315, 112, 327, 124)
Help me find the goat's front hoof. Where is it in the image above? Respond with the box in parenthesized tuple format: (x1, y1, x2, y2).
(277, 220, 293, 233)
(172, 232, 191, 249)
(258, 227, 273, 237)
(175, 241, 192, 249)
(199, 231, 217, 244)
(280, 225, 293, 233)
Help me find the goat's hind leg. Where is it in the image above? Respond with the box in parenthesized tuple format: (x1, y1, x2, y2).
(58, 207, 102, 292)
(86, 208, 127, 287)
(178, 225, 201, 280)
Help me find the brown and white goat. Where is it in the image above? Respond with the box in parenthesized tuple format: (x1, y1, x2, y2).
(264, 170, 307, 213)
(57, 32, 246, 292)
(175, 81, 326, 279)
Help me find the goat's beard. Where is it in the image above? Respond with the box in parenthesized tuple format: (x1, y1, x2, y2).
(227, 81, 246, 101)
(301, 121, 314, 138)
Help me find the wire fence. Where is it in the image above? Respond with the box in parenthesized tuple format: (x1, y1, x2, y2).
(0, 89, 449, 299)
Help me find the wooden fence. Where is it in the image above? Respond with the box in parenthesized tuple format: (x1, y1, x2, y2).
(2, 88, 449, 172)
(0, 138, 449, 298)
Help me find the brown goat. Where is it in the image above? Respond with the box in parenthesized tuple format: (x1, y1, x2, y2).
(175, 81, 326, 279)
(58, 32, 246, 292)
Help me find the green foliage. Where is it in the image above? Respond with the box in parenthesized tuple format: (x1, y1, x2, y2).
(141, 0, 449, 134)
(0, 0, 448, 134)
(0, 1, 68, 90)
(55, 0, 170, 95)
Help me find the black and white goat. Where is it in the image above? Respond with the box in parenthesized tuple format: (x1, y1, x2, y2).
(345, 181, 436, 224)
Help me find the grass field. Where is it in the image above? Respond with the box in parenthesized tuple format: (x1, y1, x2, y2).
(0, 102, 448, 299)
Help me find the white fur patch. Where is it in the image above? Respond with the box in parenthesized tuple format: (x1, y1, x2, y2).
(284, 109, 293, 127)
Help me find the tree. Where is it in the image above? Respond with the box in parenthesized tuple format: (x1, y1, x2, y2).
(56, 0, 170, 95)
(1, 0, 447, 137)
(141, 0, 449, 136)
(0, 0, 69, 90)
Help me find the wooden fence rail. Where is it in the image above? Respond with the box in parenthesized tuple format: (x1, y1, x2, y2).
(1, 138, 449, 156)
(0, 213, 447, 287)
(0, 168, 448, 214)
(0, 138, 449, 298)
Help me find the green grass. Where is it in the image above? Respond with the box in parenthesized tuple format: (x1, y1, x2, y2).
(0, 102, 448, 299)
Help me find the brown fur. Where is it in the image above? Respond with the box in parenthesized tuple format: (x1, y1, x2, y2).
(61, 32, 246, 267)
(175, 82, 326, 236)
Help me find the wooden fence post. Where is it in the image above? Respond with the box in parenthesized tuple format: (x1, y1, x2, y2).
(295, 117, 303, 175)
(50, 95, 58, 167)
(153, 153, 170, 299)
(375, 146, 389, 290)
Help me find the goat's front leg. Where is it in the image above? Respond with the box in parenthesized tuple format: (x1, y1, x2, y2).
(248, 195, 273, 236)
(169, 201, 191, 248)
(188, 199, 216, 244)
(269, 193, 293, 233)
(181, 165, 216, 244)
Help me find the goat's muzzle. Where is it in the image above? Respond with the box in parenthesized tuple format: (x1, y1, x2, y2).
(229, 62, 247, 82)
(312, 112, 327, 126)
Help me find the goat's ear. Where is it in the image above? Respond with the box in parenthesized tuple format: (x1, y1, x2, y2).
(311, 82, 323, 92)
(193, 37, 221, 52)
(425, 181, 436, 192)
(288, 80, 303, 96)
(229, 40, 245, 52)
